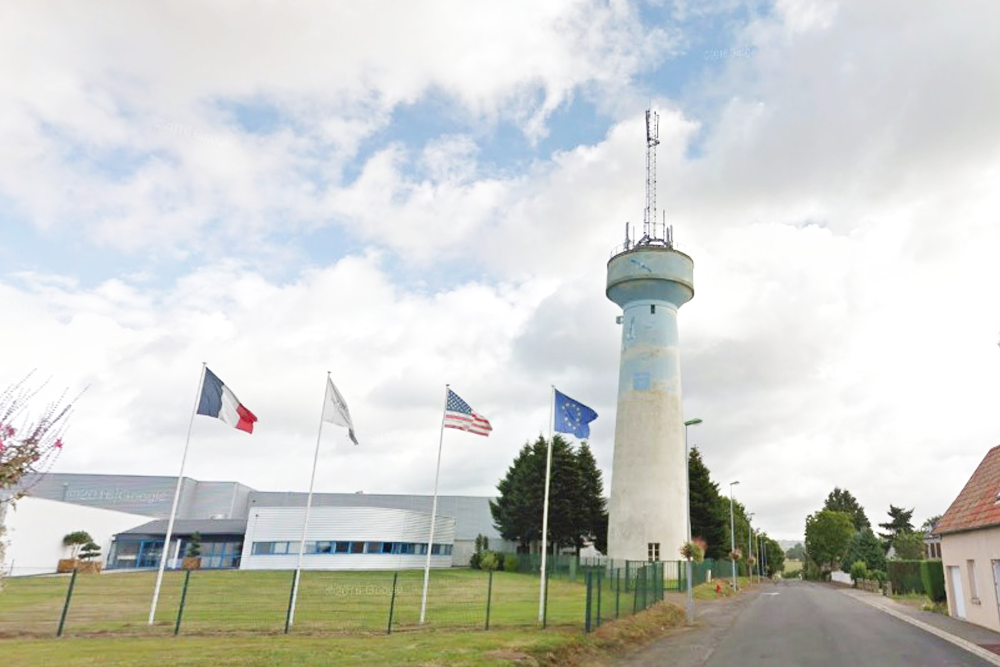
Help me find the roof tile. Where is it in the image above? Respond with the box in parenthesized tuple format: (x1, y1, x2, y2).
(935, 444, 1000, 535)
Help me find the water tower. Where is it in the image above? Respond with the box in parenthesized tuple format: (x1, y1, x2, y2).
(606, 110, 694, 562)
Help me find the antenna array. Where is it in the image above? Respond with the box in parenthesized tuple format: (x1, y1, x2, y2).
(644, 109, 659, 241)
(613, 108, 675, 257)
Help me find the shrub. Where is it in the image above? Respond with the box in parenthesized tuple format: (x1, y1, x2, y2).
(503, 553, 519, 572)
(888, 560, 924, 595)
(186, 532, 202, 558)
(469, 552, 482, 569)
(920, 560, 946, 602)
(680, 541, 705, 562)
(63, 531, 93, 558)
(479, 552, 499, 571)
(849, 560, 869, 585)
(870, 569, 887, 584)
(80, 542, 101, 561)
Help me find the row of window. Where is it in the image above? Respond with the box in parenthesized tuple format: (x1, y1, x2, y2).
(251, 541, 454, 556)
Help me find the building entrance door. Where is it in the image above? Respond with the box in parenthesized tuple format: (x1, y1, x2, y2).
(137, 540, 164, 568)
(949, 565, 966, 619)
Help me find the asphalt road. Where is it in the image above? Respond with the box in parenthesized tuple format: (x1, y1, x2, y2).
(620, 581, 995, 667)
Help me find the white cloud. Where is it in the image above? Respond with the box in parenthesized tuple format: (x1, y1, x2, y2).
(3, 1, 1000, 542)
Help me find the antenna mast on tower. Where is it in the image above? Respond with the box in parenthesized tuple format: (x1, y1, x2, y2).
(643, 108, 660, 242)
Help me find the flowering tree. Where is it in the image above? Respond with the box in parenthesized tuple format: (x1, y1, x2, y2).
(0, 375, 75, 589)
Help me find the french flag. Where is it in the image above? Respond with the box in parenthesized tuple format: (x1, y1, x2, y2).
(196, 367, 258, 434)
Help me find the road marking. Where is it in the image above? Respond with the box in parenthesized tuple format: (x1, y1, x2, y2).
(844, 591, 1000, 667)
(764, 592, 780, 596)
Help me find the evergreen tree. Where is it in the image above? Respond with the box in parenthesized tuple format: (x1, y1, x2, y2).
(823, 487, 870, 531)
(491, 443, 540, 552)
(878, 505, 915, 550)
(920, 515, 942, 533)
(490, 435, 603, 554)
(688, 446, 729, 560)
(843, 529, 886, 573)
(576, 442, 608, 554)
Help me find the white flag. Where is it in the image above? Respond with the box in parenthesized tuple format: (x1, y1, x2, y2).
(323, 377, 359, 445)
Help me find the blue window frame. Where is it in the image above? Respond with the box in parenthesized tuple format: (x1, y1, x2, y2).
(251, 539, 451, 557)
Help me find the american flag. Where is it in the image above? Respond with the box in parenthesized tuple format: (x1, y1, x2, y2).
(444, 389, 492, 436)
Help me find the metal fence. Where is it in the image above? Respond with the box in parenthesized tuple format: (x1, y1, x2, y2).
(0, 559, 687, 638)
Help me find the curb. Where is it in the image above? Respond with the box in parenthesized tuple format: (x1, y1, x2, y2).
(844, 591, 1000, 667)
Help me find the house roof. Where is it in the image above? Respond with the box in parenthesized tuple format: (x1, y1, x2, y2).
(935, 444, 1000, 536)
(118, 518, 247, 537)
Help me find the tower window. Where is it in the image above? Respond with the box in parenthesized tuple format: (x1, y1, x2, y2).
(648, 542, 660, 562)
(650, 304, 656, 314)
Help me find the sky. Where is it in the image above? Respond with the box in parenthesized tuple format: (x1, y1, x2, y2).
(2, 0, 999, 542)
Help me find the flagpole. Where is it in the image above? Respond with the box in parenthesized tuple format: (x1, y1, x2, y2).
(420, 384, 449, 624)
(148, 362, 207, 625)
(287, 371, 330, 628)
(538, 385, 555, 622)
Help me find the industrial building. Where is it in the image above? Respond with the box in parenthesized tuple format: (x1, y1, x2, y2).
(1, 472, 509, 576)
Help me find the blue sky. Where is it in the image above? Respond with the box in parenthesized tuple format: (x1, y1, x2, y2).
(2, 0, 1000, 541)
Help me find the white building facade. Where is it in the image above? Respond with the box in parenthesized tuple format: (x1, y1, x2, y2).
(1, 496, 150, 577)
(240, 506, 455, 571)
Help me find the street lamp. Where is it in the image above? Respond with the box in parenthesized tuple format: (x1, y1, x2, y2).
(729, 481, 739, 589)
(683, 417, 702, 625)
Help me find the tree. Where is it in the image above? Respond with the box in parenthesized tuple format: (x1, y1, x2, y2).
(921, 515, 942, 533)
(576, 442, 609, 554)
(490, 442, 539, 552)
(892, 531, 925, 560)
(80, 542, 101, 562)
(490, 435, 605, 555)
(805, 510, 855, 575)
(786, 543, 807, 561)
(688, 446, 730, 560)
(759, 534, 785, 576)
(187, 532, 202, 557)
(878, 505, 915, 550)
(62, 531, 94, 559)
(843, 529, 886, 573)
(0, 374, 76, 590)
(823, 488, 871, 532)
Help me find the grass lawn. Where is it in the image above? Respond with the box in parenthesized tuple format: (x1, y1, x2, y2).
(0, 567, 667, 637)
(0, 579, 688, 667)
(783, 559, 802, 575)
(0, 627, 582, 667)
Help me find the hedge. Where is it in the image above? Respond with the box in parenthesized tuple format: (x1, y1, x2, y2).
(920, 560, 946, 602)
(888, 560, 925, 595)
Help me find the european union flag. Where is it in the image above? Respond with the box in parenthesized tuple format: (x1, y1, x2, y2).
(554, 389, 598, 439)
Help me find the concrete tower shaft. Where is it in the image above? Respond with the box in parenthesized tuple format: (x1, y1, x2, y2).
(605, 246, 694, 563)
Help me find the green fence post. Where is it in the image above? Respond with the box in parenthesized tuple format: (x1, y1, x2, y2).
(283, 570, 298, 634)
(543, 565, 550, 629)
(596, 568, 602, 627)
(584, 571, 593, 633)
(485, 569, 494, 630)
(387, 571, 399, 635)
(625, 561, 630, 592)
(632, 568, 639, 614)
(56, 568, 78, 637)
(174, 569, 192, 636)
(615, 569, 621, 619)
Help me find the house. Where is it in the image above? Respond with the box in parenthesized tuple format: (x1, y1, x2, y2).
(934, 444, 1000, 630)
